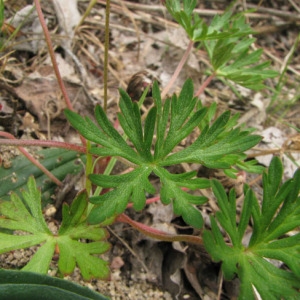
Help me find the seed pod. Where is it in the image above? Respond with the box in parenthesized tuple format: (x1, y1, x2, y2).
(126, 70, 154, 101)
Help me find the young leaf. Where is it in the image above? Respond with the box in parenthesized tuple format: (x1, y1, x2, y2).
(166, 1, 249, 41)
(0, 177, 51, 235)
(203, 157, 300, 299)
(203, 19, 278, 89)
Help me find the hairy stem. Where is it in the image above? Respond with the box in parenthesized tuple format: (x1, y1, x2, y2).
(0, 132, 62, 186)
(0, 136, 86, 153)
(161, 40, 194, 99)
(34, 0, 86, 147)
(194, 72, 216, 97)
(117, 213, 203, 245)
(34, 0, 73, 111)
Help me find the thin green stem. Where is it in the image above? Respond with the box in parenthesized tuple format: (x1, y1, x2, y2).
(103, 0, 111, 112)
(74, 0, 97, 33)
(85, 140, 93, 195)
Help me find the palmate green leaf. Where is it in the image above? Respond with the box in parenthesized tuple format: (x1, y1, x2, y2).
(238, 255, 300, 300)
(0, 177, 110, 280)
(66, 78, 263, 228)
(22, 240, 56, 274)
(203, 157, 300, 299)
(202, 13, 277, 89)
(88, 166, 155, 224)
(165, 0, 198, 38)
(57, 191, 110, 280)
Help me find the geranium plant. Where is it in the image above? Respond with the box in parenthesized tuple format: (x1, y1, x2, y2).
(0, 1, 299, 299)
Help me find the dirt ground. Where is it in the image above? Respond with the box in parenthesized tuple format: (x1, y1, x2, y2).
(0, 0, 300, 299)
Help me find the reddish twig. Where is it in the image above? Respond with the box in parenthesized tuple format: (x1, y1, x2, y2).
(34, 0, 73, 111)
(34, 0, 86, 147)
(0, 136, 86, 153)
(117, 213, 203, 245)
(161, 40, 194, 99)
(126, 195, 161, 208)
(194, 72, 216, 98)
(0, 132, 62, 186)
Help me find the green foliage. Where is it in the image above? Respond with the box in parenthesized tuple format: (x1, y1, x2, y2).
(0, 0, 5, 49)
(0, 269, 109, 300)
(65, 79, 261, 228)
(166, 0, 278, 89)
(166, 0, 249, 41)
(203, 157, 300, 299)
(0, 177, 110, 280)
(1, 2, 291, 299)
(0, 0, 4, 29)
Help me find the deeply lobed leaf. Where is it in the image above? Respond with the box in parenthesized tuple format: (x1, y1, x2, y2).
(65, 78, 262, 229)
(203, 157, 300, 299)
(88, 166, 155, 224)
(0, 177, 110, 280)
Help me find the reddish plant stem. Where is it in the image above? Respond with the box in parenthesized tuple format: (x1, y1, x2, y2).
(0, 132, 62, 186)
(161, 40, 195, 99)
(34, 0, 72, 111)
(0, 136, 86, 153)
(117, 213, 203, 245)
(194, 72, 216, 98)
(34, 0, 86, 147)
(126, 195, 161, 208)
